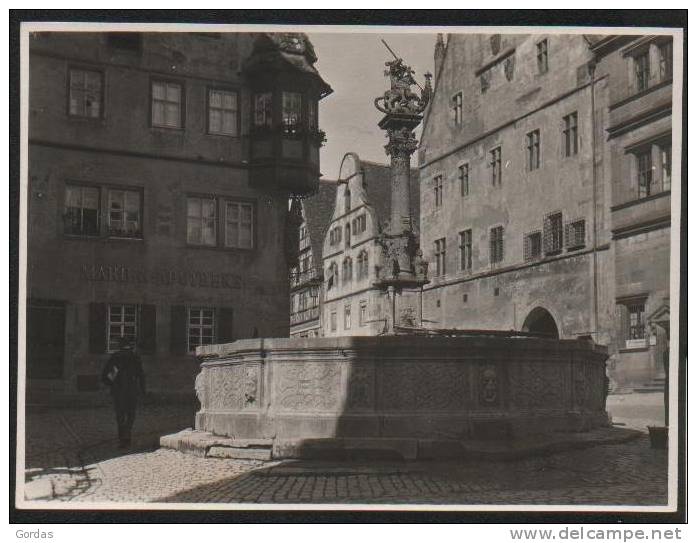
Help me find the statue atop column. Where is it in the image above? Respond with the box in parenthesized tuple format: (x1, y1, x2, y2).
(373, 41, 432, 333)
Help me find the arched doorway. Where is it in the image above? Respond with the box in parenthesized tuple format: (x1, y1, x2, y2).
(522, 307, 559, 339)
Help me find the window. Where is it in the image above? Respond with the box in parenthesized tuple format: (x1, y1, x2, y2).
(68, 68, 102, 118)
(329, 226, 342, 246)
(459, 229, 472, 272)
(108, 189, 142, 238)
(344, 189, 351, 214)
(543, 212, 563, 255)
(225, 201, 253, 249)
(536, 39, 548, 74)
(64, 185, 100, 236)
(326, 262, 338, 290)
(563, 112, 579, 157)
(480, 71, 490, 93)
(452, 92, 463, 125)
(188, 307, 215, 351)
(434, 238, 446, 276)
(659, 41, 673, 81)
(628, 303, 646, 340)
(330, 310, 337, 332)
(357, 250, 369, 279)
(660, 142, 672, 191)
(308, 99, 317, 132)
(187, 196, 217, 246)
(524, 230, 542, 262)
(208, 89, 238, 136)
(253, 92, 273, 129)
(434, 175, 443, 207)
(490, 147, 502, 186)
(353, 214, 367, 234)
(359, 301, 367, 327)
(344, 305, 352, 330)
(565, 219, 586, 250)
(526, 129, 541, 171)
(342, 257, 353, 282)
(282, 91, 302, 136)
(634, 51, 650, 92)
(636, 149, 653, 198)
(152, 81, 183, 129)
(459, 163, 470, 197)
(489, 226, 504, 265)
(108, 304, 137, 352)
(345, 224, 351, 248)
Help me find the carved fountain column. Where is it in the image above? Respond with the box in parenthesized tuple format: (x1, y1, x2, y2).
(374, 57, 432, 333)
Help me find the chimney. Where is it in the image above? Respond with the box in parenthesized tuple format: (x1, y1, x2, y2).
(434, 33, 446, 81)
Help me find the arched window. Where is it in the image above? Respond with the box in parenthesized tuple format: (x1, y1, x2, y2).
(344, 188, 351, 214)
(326, 262, 338, 290)
(345, 223, 351, 248)
(357, 250, 369, 279)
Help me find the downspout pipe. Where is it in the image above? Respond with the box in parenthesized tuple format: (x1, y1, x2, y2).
(588, 58, 600, 341)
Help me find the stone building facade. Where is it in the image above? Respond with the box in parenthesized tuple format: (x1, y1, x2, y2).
(26, 31, 330, 399)
(321, 153, 419, 337)
(590, 35, 674, 390)
(289, 180, 336, 338)
(419, 33, 676, 389)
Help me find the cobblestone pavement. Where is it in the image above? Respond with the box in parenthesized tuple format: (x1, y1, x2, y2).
(22, 403, 668, 506)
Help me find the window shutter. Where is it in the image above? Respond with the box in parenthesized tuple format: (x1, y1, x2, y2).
(170, 305, 188, 354)
(138, 304, 157, 354)
(217, 307, 234, 343)
(88, 302, 107, 354)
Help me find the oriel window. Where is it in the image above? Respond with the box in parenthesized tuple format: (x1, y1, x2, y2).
(634, 51, 650, 92)
(563, 112, 578, 157)
(187, 196, 217, 246)
(526, 129, 541, 171)
(108, 189, 142, 238)
(225, 201, 254, 249)
(152, 81, 183, 129)
(64, 185, 100, 236)
(282, 91, 302, 136)
(208, 89, 238, 136)
(188, 307, 215, 351)
(490, 147, 502, 186)
(253, 92, 273, 129)
(69, 68, 102, 118)
(536, 39, 549, 74)
(636, 149, 653, 198)
(108, 304, 138, 353)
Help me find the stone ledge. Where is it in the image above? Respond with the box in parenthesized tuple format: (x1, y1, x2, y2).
(161, 427, 642, 462)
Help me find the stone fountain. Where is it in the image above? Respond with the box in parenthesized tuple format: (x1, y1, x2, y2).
(161, 50, 611, 461)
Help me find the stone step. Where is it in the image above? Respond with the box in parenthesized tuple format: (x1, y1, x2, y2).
(160, 428, 272, 460)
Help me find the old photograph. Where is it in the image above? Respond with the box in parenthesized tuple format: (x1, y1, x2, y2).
(14, 20, 683, 514)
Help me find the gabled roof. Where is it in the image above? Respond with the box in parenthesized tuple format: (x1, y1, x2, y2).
(361, 160, 421, 234)
(302, 180, 338, 263)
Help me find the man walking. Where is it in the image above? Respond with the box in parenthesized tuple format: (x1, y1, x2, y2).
(101, 337, 146, 448)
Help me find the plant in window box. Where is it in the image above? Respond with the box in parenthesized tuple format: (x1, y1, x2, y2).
(308, 128, 327, 147)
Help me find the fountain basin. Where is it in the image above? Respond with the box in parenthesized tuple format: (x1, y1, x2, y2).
(190, 335, 609, 459)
